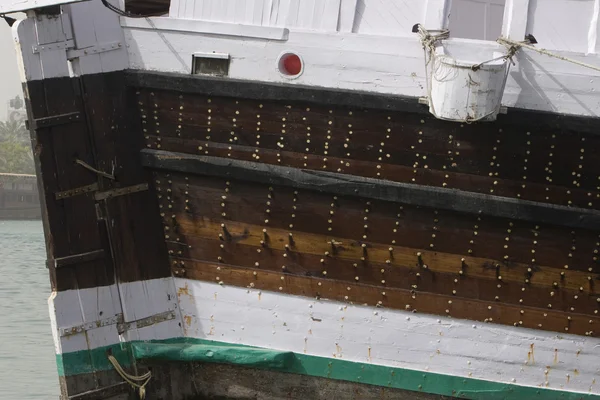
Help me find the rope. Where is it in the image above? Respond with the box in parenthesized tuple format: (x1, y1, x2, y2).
(74, 159, 115, 180)
(415, 25, 449, 121)
(107, 355, 152, 399)
(498, 37, 600, 73)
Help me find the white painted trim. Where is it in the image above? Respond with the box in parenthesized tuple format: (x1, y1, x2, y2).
(338, 0, 358, 33)
(124, 24, 600, 117)
(0, 0, 85, 13)
(177, 279, 600, 395)
(12, 1, 128, 81)
(589, 0, 600, 54)
(424, 0, 451, 30)
(120, 17, 290, 41)
(193, 51, 230, 60)
(501, 0, 530, 41)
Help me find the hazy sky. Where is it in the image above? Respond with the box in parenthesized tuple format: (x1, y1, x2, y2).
(0, 20, 25, 121)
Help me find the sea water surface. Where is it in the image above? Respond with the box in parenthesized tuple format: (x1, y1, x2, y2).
(0, 220, 59, 399)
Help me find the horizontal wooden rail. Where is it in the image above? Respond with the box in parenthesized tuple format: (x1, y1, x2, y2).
(141, 149, 600, 230)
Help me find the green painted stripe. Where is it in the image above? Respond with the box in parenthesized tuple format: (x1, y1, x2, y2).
(57, 338, 600, 400)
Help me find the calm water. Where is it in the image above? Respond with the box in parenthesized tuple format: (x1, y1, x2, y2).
(0, 220, 59, 399)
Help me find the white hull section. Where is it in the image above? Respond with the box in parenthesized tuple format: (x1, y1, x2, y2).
(49, 277, 183, 356)
(11, 0, 600, 119)
(50, 276, 600, 395)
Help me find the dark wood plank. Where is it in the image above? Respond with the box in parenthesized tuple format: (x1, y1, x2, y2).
(127, 70, 600, 135)
(142, 149, 600, 231)
(81, 73, 170, 283)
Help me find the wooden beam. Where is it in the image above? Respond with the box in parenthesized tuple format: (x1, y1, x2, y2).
(141, 149, 600, 230)
(501, 0, 531, 41)
(126, 70, 422, 115)
(127, 70, 600, 134)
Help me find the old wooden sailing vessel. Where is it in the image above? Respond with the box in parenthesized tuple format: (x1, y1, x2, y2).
(4, 0, 600, 398)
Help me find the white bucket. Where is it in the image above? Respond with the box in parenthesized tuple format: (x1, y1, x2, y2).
(428, 41, 510, 122)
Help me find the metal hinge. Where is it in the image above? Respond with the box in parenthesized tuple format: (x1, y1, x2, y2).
(95, 183, 149, 201)
(58, 310, 177, 337)
(55, 182, 99, 200)
(60, 313, 123, 337)
(32, 39, 75, 54)
(53, 249, 105, 269)
(117, 310, 177, 335)
(66, 41, 123, 61)
(32, 40, 122, 61)
(33, 111, 81, 130)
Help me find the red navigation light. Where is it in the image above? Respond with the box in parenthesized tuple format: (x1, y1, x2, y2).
(279, 53, 303, 77)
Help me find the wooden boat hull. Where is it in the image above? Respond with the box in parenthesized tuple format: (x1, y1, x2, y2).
(22, 69, 600, 399)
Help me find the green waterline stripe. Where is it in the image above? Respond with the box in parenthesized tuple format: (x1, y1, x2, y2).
(57, 338, 599, 400)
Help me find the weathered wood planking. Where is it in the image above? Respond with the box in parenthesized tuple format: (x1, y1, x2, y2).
(150, 169, 600, 336)
(131, 81, 600, 337)
(24, 73, 171, 292)
(158, 174, 599, 272)
(24, 78, 111, 292)
(137, 88, 600, 210)
(81, 73, 170, 284)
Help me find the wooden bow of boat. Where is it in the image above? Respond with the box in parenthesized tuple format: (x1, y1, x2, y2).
(6, 0, 600, 399)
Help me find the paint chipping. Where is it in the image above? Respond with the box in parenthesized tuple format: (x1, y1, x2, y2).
(177, 283, 190, 296)
(335, 343, 342, 358)
(184, 315, 192, 326)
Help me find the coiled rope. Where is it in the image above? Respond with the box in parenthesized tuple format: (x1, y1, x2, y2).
(107, 355, 152, 399)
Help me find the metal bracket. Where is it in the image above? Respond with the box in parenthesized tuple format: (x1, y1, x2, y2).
(95, 183, 149, 201)
(54, 249, 105, 269)
(117, 310, 177, 335)
(32, 111, 81, 130)
(60, 314, 123, 337)
(55, 182, 99, 200)
(32, 39, 74, 54)
(66, 41, 123, 60)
